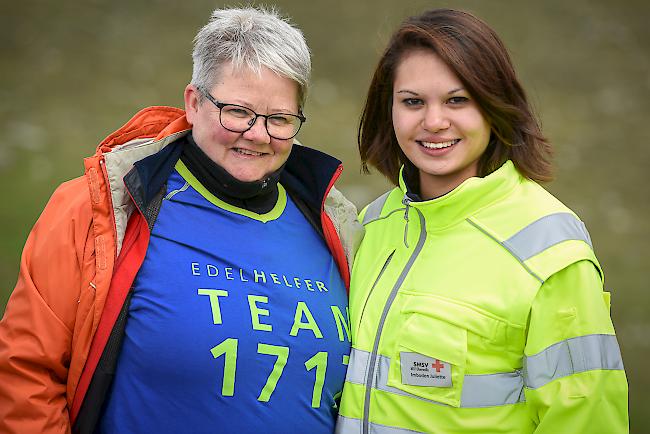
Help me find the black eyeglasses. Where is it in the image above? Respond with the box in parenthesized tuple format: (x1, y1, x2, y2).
(203, 91, 306, 140)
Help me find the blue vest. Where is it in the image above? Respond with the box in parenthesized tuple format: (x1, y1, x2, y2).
(99, 162, 350, 434)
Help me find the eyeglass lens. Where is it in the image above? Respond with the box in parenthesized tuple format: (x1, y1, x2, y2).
(220, 105, 302, 139)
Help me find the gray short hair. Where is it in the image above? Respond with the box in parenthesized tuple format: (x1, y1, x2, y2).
(191, 7, 311, 108)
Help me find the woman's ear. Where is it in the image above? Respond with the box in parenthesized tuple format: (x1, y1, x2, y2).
(184, 84, 201, 125)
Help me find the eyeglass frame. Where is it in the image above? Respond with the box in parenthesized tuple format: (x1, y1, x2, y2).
(201, 89, 307, 140)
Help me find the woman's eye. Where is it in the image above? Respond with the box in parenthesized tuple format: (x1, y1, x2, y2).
(268, 115, 290, 126)
(448, 96, 469, 105)
(224, 107, 252, 118)
(232, 109, 250, 117)
(402, 98, 423, 107)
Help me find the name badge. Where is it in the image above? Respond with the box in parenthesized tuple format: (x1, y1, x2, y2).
(400, 352, 452, 388)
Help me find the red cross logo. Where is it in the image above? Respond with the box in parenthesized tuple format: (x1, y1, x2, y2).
(431, 359, 445, 373)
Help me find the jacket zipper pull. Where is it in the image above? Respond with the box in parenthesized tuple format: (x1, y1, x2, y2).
(402, 196, 411, 248)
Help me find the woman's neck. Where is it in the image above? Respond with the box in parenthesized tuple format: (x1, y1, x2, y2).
(179, 133, 283, 214)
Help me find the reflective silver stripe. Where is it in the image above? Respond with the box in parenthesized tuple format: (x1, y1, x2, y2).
(347, 348, 525, 408)
(362, 191, 392, 225)
(466, 219, 544, 283)
(503, 212, 593, 261)
(363, 209, 427, 434)
(461, 371, 525, 407)
(164, 181, 189, 200)
(344, 346, 368, 384)
(336, 415, 425, 434)
(523, 334, 624, 389)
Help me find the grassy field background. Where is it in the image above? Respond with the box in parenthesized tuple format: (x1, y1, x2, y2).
(1, 0, 648, 429)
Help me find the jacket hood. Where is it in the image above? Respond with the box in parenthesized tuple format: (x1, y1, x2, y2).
(95, 106, 189, 155)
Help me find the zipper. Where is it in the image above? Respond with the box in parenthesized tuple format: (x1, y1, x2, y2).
(514, 368, 526, 402)
(321, 164, 343, 213)
(402, 196, 411, 248)
(362, 208, 427, 434)
(320, 164, 350, 288)
(356, 250, 396, 334)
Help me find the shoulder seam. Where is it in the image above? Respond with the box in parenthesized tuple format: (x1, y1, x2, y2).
(466, 218, 545, 284)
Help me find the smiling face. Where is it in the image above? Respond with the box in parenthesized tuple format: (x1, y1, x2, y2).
(184, 63, 300, 182)
(392, 49, 492, 199)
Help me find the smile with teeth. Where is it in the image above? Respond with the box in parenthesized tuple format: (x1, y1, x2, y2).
(234, 148, 266, 156)
(419, 138, 461, 149)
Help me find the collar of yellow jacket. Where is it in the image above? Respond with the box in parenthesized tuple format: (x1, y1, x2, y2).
(398, 160, 523, 231)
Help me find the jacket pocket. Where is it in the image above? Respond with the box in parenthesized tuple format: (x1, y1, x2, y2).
(602, 291, 611, 314)
(388, 310, 467, 407)
(387, 291, 506, 407)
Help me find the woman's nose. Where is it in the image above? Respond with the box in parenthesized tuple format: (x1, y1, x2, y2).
(422, 106, 451, 132)
(242, 116, 271, 143)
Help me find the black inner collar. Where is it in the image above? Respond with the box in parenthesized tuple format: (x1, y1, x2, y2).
(403, 161, 423, 201)
(179, 133, 283, 214)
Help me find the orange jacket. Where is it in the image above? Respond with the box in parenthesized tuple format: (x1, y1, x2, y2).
(0, 106, 361, 434)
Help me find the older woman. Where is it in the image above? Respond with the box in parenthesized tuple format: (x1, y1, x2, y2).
(0, 7, 361, 434)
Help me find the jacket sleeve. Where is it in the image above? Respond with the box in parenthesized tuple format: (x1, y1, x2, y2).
(0, 179, 94, 434)
(523, 260, 629, 433)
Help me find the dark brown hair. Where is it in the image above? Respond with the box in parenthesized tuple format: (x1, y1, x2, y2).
(359, 8, 553, 185)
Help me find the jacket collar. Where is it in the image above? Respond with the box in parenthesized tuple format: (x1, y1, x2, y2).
(399, 160, 522, 231)
(95, 106, 188, 155)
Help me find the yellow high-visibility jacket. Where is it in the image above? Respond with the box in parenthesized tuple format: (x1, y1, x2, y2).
(338, 161, 628, 434)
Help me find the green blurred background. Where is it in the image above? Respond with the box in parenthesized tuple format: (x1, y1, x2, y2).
(1, 0, 648, 430)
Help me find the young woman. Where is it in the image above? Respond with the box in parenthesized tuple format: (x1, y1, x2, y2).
(337, 8, 628, 433)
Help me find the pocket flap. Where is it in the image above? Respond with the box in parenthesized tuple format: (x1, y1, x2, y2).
(387, 311, 467, 407)
(400, 290, 503, 341)
(399, 312, 467, 366)
(602, 291, 611, 314)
